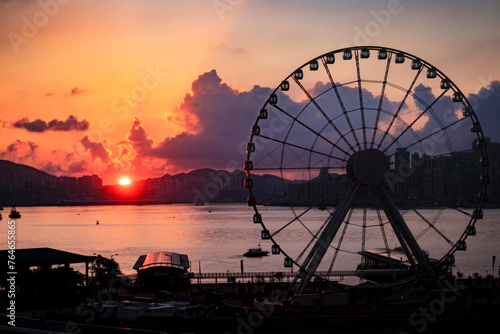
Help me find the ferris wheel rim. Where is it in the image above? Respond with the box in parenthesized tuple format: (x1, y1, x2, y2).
(245, 45, 489, 283)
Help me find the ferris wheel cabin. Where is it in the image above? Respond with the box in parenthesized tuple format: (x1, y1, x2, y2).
(427, 67, 437, 78)
(377, 49, 388, 60)
(325, 53, 335, 64)
(309, 60, 319, 71)
(360, 48, 370, 58)
(395, 52, 405, 63)
(343, 49, 352, 60)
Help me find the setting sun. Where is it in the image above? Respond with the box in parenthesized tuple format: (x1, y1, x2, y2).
(119, 177, 132, 185)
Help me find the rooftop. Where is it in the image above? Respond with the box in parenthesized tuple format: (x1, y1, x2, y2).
(0, 247, 94, 268)
(133, 251, 189, 271)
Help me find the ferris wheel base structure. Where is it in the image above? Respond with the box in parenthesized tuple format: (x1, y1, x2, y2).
(292, 148, 440, 295)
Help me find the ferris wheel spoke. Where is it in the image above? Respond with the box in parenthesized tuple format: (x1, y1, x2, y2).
(280, 144, 316, 171)
(375, 206, 397, 280)
(387, 172, 476, 222)
(295, 216, 330, 264)
(398, 116, 464, 152)
(376, 109, 424, 153)
(321, 58, 362, 151)
(371, 53, 393, 148)
(354, 50, 368, 149)
(292, 77, 357, 153)
(383, 88, 449, 153)
(256, 133, 347, 164)
(271, 104, 350, 156)
(361, 206, 367, 253)
(411, 207, 455, 248)
(326, 207, 355, 278)
(251, 141, 283, 170)
(411, 92, 454, 153)
(377, 67, 424, 150)
(412, 207, 448, 241)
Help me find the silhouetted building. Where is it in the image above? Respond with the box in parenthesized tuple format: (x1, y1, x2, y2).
(1, 139, 499, 207)
(133, 251, 190, 291)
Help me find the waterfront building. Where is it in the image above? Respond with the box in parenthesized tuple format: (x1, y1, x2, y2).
(133, 251, 190, 291)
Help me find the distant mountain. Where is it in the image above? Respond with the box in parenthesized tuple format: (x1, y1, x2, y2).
(138, 167, 283, 204)
(0, 159, 52, 176)
(0, 160, 59, 205)
(0, 160, 286, 205)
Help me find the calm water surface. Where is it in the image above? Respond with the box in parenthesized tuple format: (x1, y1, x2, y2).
(2, 204, 499, 277)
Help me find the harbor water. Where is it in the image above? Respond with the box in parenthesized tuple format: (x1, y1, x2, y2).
(3, 204, 499, 278)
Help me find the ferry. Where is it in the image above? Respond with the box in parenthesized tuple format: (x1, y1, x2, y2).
(243, 246, 269, 257)
(9, 206, 21, 219)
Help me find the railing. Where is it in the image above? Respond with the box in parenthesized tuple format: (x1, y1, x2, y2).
(184, 269, 407, 280)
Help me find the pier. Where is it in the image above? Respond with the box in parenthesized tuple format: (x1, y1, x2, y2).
(184, 269, 408, 283)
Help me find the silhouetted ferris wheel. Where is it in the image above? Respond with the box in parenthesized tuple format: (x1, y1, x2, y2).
(245, 46, 489, 293)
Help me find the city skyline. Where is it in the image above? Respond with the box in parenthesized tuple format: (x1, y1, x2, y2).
(1, 135, 498, 206)
(1, 0, 500, 185)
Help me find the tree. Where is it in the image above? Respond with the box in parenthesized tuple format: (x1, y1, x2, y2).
(92, 255, 122, 288)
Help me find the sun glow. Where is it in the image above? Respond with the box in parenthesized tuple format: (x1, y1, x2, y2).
(119, 177, 132, 185)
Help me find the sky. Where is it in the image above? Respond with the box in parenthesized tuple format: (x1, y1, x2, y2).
(0, 0, 499, 185)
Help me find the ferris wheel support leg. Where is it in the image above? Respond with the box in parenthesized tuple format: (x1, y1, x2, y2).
(293, 181, 361, 295)
(377, 184, 440, 286)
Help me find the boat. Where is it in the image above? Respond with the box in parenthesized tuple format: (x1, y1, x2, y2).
(243, 245, 269, 257)
(9, 206, 20, 219)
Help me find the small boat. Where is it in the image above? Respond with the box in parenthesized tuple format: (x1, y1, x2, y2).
(243, 245, 269, 257)
(9, 206, 20, 219)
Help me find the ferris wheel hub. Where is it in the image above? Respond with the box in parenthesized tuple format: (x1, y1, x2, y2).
(347, 148, 390, 186)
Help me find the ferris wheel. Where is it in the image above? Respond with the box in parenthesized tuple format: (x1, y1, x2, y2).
(245, 46, 489, 294)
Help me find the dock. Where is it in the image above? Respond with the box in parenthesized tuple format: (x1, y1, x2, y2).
(185, 269, 408, 283)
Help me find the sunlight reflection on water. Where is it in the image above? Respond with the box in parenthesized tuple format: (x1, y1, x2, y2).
(2, 204, 499, 277)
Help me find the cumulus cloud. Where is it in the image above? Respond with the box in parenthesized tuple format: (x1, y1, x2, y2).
(469, 81, 500, 142)
(410, 81, 500, 154)
(11, 115, 89, 133)
(127, 70, 273, 170)
(0, 140, 39, 164)
(80, 135, 112, 164)
(128, 117, 154, 156)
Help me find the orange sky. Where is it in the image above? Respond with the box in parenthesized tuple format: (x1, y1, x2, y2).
(1, 0, 499, 184)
